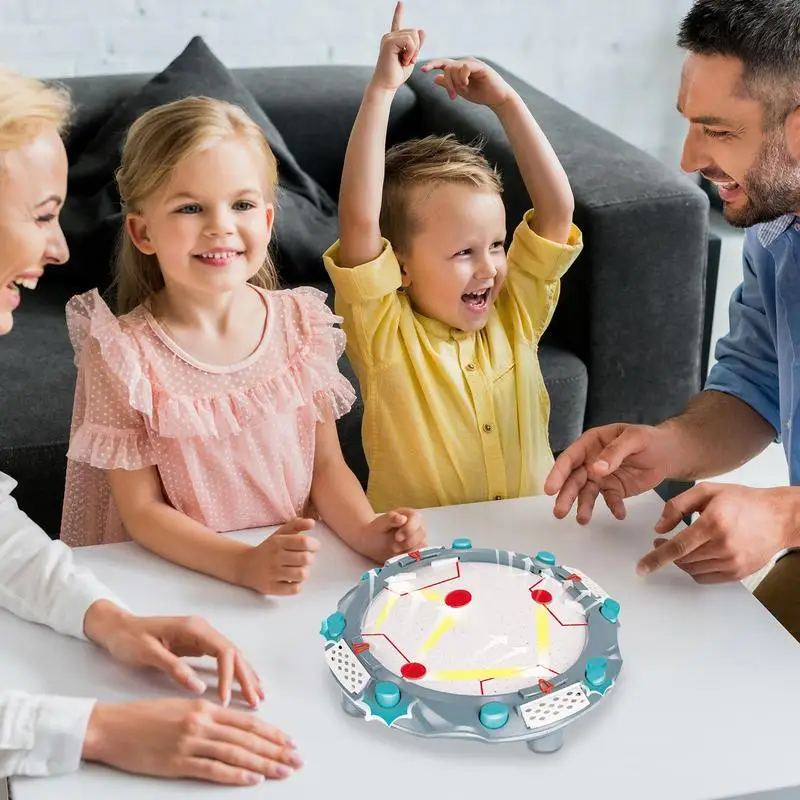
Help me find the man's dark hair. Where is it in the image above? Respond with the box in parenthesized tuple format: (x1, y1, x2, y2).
(678, 0, 800, 127)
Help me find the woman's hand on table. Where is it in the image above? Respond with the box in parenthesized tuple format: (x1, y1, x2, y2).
(83, 601, 264, 707)
(82, 698, 301, 784)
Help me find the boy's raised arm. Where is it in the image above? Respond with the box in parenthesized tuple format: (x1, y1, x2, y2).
(338, 2, 425, 267)
(422, 58, 574, 244)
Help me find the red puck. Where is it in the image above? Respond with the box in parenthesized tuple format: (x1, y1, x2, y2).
(401, 662, 427, 680)
(445, 589, 472, 608)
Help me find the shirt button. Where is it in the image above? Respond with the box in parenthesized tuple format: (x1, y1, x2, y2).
(465, 363, 476, 372)
(483, 423, 494, 433)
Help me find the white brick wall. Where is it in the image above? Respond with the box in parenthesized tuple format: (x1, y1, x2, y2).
(0, 0, 695, 168)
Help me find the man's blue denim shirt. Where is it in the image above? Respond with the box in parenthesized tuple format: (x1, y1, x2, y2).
(706, 213, 800, 484)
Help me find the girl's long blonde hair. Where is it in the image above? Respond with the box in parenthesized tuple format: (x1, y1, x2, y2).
(114, 96, 279, 314)
(0, 69, 71, 157)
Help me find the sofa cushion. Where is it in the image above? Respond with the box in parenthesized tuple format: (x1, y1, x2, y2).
(59, 35, 338, 293)
(539, 339, 588, 453)
(234, 66, 420, 204)
(0, 281, 77, 537)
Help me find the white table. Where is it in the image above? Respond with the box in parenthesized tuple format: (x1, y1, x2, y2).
(5, 493, 800, 800)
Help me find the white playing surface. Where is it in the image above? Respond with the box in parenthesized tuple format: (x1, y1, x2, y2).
(361, 561, 588, 696)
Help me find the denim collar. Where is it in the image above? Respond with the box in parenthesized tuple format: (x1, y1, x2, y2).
(757, 215, 798, 248)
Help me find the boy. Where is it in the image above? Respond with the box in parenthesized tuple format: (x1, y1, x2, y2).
(324, 2, 582, 512)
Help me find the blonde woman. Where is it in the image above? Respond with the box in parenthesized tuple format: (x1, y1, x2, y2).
(0, 69, 300, 785)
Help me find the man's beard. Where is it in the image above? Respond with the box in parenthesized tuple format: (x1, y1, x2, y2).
(723, 132, 800, 228)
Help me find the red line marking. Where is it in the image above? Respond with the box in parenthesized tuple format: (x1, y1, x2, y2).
(528, 577, 545, 592)
(366, 563, 461, 668)
(386, 561, 462, 596)
(481, 666, 558, 696)
(361, 633, 411, 663)
(545, 605, 588, 628)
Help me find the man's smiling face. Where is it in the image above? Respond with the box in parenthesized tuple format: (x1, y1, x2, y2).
(678, 52, 800, 228)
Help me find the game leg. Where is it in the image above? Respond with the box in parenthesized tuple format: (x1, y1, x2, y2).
(341, 692, 363, 718)
(527, 730, 564, 754)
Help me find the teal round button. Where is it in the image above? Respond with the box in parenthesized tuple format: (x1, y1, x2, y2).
(479, 701, 509, 730)
(375, 681, 401, 708)
(452, 538, 472, 550)
(585, 657, 608, 687)
(535, 550, 556, 566)
(600, 598, 620, 623)
(326, 612, 346, 638)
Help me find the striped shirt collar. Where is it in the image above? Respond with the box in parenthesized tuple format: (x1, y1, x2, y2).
(757, 215, 798, 248)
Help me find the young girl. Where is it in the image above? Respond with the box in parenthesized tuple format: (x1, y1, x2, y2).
(60, 96, 426, 595)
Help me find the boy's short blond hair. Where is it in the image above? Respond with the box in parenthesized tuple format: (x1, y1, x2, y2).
(381, 134, 502, 254)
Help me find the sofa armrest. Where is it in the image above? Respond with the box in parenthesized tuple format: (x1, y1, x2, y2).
(407, 61, 710, 430)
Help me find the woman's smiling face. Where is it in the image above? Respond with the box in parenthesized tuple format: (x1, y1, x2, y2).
(0, 124, 69, 335)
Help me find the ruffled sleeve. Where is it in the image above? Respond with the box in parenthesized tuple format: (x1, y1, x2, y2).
(284, 286, 357, 422)
(65, 290, 156, 471)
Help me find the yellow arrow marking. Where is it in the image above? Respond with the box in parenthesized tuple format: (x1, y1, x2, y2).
(536, 604, 550, 659)
(434, 666, 526, 681)
(372, 594, 399, 631)
(419, 615, 455, 653)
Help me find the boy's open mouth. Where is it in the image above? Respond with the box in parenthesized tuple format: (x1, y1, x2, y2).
(461, 288, 491, 311)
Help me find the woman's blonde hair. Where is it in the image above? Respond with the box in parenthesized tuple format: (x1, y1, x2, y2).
(0, 68, 71, 156)
(114, 96, 279, 314)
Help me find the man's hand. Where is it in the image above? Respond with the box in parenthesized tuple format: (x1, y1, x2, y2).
(84, 603, 264, 708)
(236, 517, 319, 596)
(371, 1, 425, 93)
(421, 57, 513, 109)
(544, 423, 677, 524)
(637, 483, 800, 582)
(359, 508, 427, 563)
(82, 699, 301, 785)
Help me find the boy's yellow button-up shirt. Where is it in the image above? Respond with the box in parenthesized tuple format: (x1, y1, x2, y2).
(324, 211, 583, 512)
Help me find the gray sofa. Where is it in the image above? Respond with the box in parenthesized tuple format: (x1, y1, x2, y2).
(0, 56, 713, 537)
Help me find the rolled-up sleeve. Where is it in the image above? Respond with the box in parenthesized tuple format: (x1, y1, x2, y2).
(705, 244, 781, 438)
(323, 238, 404, 367)
(0, 692, 95, 777)
(0, 472, 124, 639)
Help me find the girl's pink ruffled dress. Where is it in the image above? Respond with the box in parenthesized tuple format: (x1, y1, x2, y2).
(60, 286, 356, 546)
